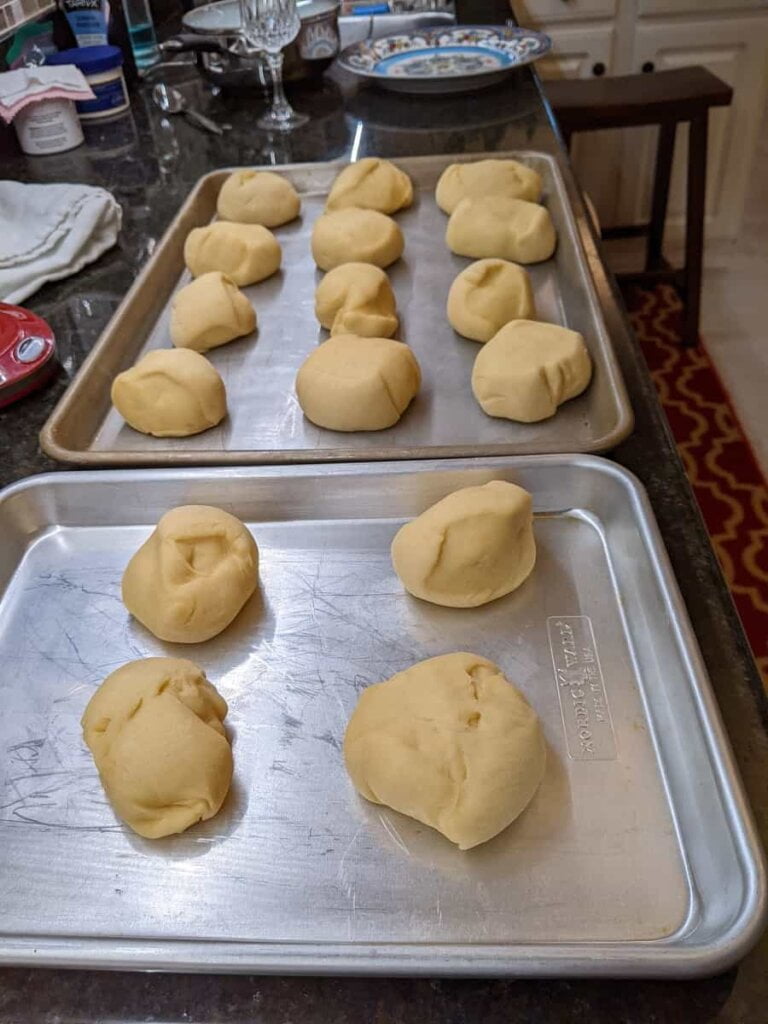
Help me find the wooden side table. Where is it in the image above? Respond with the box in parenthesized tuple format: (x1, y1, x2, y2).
(546, 66, 733, 346)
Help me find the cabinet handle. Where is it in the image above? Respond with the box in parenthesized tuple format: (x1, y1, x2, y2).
(592, 62, 605, 77)
(642, 61, 655, 73)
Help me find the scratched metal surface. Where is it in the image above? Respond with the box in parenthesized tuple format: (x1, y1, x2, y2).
(41, 153, 632, 467)
(0, 458, 763, 975)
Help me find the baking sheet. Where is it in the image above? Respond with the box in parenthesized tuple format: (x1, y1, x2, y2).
(41, 153, 632, 466)
(0, 457, 762, 975)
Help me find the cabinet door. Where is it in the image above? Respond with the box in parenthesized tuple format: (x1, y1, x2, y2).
(616, 16, 768, 240)
(539, 24, 621, 226)
(511, 0, 616, 24)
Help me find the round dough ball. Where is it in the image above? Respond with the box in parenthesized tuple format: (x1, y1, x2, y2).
(391, 480, 535, 608)
(82, 657, 233, 839)
(216, 169, 300, 227)
(315, 262, 398, 338)
(170, 272, 256, 353)
(325, 157, 413, 214)
(447, 259, 536, 343)
(472, 319, 592, 423)
(184, 222, 281, 286)
(311, 209, 404, 271)
(122, 504, 259, 643)
(344, 652, 546, 850)
(296, 334, 420, 432)
(111, 349, 226, 437)
(446, 196, 556, 264)
(436, 158, 543, 214)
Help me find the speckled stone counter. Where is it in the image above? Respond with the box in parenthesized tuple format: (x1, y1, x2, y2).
(0, 62, 766, 1024)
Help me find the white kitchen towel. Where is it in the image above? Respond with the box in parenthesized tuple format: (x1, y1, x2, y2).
(0, 180, 122, 304)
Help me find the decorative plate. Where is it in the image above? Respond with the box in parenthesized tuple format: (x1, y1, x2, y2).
(337, 25, 551, 94)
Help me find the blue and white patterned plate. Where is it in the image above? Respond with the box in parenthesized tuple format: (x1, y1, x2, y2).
(337, 25, 551, 94)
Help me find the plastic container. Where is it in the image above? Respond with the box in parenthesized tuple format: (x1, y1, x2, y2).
(46, 46, 129, 121)
(13, 97, 84, 155)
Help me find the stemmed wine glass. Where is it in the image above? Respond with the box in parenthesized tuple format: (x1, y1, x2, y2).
(239, 0, 308, 131)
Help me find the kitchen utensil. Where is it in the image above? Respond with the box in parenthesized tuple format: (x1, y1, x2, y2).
(40, 153, 632, 467)
(151, 82, 225, 133)
(166, 0, 340, 90)
(0, 456, 763, 974)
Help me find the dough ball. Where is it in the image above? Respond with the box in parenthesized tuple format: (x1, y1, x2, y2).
(184, 222, 281, 286)
(170, 272, 256, 353)
(472, 319, 592, 423)
(391, 480, 535, 608)
(82, 657, 233, 839)
(344, 652, 546, 850)
(325, 157, 413, 214)
(315, 262, 398, 338)
(436, 158, 543, 213)
(216, 169, 300, 227)
(446, 196, 556, 264)
(122, 504, 259, 643)
(311, 209, 404, 271)
(111, 349, 226, 437)
(447, 259, 536, 343)
(296, 334, 420, 432)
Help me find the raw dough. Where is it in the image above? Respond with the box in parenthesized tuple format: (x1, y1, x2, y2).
(391, 480, 535, 607)
(447, 258, 536, 343)
(122, 504, 259, 643)
(82, 657, 233, 839)
(325, 157, 413, 214)
(295, 334, 420, 431)
(311, 209, 404, 271)
(315, 262, 398, 338)
(436, 158, 543, 213)
(472, 319, 592, 423)
(446, 196, 556, 264)
(344, 652, 546, 850)
(216, 169, 300, 227)
(184, 222, 281, 285)
(111, 348, 226, 437)
(170, 271, 256, 352)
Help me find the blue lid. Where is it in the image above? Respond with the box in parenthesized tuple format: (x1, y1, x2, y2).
(46, 45, 123, 76)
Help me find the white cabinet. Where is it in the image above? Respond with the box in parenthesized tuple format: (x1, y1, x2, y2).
(616, 16, 768, 239)
(536, 25, 623, 226)
(524, 0, 768, 240)
(511, 0, 617, 24)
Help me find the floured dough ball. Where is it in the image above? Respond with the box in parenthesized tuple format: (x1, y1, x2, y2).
(311, 209, 404, 271)
(436, 158, 543, 213)
(325, 157, 413, 214)
(472, 319, 592, 423)
(122, 505, 259, 643)
(216, 169, 300, 228)
(184, 222, 281, 285)
(315, 262, 398, 338)
(344, 652, 546, 850)
(447, 259, 536, 343)
(446, 196, 556, 264)
(111, 349, 226, 437)
(170, 271, 256, 352)
(82, 657, 233, 839)
(391, 480, 535, 608)
(296, 334, 420, 431)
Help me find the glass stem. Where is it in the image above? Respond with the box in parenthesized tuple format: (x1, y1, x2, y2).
(265, 51, 293, 123)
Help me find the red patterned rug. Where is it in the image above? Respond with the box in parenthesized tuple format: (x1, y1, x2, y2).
(624, 284, 768, 691)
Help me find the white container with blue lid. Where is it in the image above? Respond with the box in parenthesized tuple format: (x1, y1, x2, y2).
(46, 46, 130, 121)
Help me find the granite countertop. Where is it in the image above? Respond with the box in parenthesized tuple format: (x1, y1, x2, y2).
(0, 54, 767, 1024)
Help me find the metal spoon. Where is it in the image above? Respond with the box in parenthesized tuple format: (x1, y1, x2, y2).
(152, 83, 226, 135)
